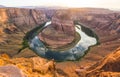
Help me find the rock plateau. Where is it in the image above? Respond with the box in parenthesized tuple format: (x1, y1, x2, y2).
(39, 11, 75, 49)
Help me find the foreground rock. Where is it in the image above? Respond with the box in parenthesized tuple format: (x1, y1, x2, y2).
(0, 54, 56, 77)
(39, 11, 75, 49)
(76, 47, 120, 77)
(0, 65, 26, 77)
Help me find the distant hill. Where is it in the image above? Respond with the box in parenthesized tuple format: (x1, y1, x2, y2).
(18, 6, 69, 9)
(110, 8, 120, 11)
(0, 5, 5, 8)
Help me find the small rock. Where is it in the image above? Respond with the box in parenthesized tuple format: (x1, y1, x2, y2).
(32, 57, 55, 74)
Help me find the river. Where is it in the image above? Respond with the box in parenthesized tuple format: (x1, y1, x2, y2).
(29, 21, 98, 61)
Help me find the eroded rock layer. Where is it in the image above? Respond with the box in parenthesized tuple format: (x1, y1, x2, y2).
(0, 8, 47, 56)
(0, 54, 56, 77)
(39, 11, 75, 49)
(76, 47, 120, 77)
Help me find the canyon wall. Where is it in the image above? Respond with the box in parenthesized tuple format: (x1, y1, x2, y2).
(0, 8, 47, 56)
(76, 47, 120, 77)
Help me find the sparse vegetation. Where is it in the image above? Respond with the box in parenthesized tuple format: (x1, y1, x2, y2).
(73, 20, 100, 61)
(18, 22, 46, 53)
(74, 20, 100, 45)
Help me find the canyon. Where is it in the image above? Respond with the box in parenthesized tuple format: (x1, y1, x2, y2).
(0, 7, 120, 77)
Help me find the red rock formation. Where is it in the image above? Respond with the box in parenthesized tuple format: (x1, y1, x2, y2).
(76, 47, 120, 77)
(39, 11, 75, 49)
(77, 12, 120, 34)
(0, 8, 47, 56)
(54, 9, 120, 77)
(0, 54, 56, 77)
(0, 7, 120, 77)
(0, 65, 26, 77)
(7, 8, 47, 33)
(0, 7, 119, 61)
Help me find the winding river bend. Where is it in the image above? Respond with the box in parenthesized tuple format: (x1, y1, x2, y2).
(28, 21, 99, 61)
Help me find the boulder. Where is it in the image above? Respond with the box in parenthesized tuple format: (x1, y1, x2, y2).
(0, 65, 26, 77)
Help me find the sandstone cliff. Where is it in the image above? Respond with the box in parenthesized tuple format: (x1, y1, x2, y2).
(0, 8, 47, 56)
(76, 47, 120, 77)
(39, 11, 75, 49)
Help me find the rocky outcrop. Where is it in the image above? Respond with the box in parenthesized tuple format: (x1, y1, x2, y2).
(0, 65, 26, 77)
(0, 54, 56, 77)
(32, 57, 55, 74)
(77, 12, 120, 34)
(7, 8, 47, 33)
(39, 11, 75, 49)
(76, 47, 120, 77)
(0, 8, 47, 56)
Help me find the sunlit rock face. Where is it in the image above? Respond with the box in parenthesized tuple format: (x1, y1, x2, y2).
(0, 54, 56, 77)
(0, 9, 8, 23)
(76, 47, 120, 77)
(39, 12, 75, 49)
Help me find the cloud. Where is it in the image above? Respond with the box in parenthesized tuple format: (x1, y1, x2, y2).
(0, 0, 119, 8)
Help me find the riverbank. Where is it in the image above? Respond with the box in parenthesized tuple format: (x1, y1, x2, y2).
(18, 22, 46, 53)
(19, 20, 99, 61)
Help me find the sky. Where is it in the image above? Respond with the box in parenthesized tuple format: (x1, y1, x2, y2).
(0, 0, 120, 9)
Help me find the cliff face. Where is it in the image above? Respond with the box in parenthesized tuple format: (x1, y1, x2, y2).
(0, 8, 47, 56)
(76, 47, 120, 77)
(77, 12, 120, 34)
(39, 11, 75, 49)
(7, 8, 47, 33)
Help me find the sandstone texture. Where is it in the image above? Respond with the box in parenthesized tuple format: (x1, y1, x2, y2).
(72, 8, 120, 65)
(0, 65, 26, 77)
(0, 54, 56, 77)
(76, 47, 120, 77)
(39, 11, 75, 49)
(0, 8, 47, 56)
(55, 8, 120, 77)
(0, 7, 120, 58)
(0, 7, 120, 77)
